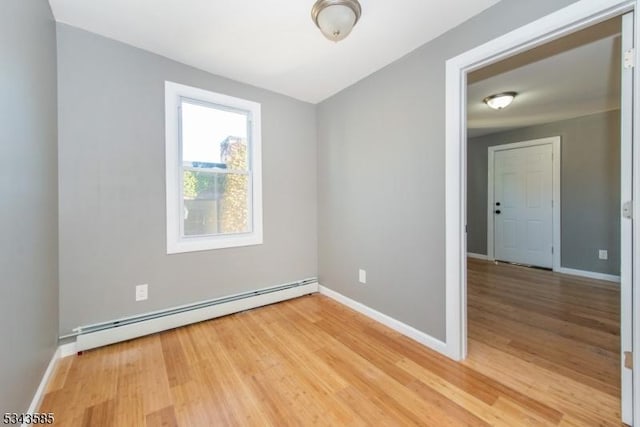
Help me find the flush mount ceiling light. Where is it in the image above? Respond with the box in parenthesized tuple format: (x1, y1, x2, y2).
(483, 92, 517, 110)
(311, 0, 362, 42)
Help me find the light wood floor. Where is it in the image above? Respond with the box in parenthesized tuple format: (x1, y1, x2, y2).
(466, 258, 621, 426)
(41, 259, 621, 426)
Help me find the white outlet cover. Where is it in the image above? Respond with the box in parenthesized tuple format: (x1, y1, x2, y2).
(358, 269, 367, 284)
(135, 284, 148, 301)
(598, 250, 608, 260)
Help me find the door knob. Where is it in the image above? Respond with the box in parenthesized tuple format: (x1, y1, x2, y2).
(495, 210, 501, 214)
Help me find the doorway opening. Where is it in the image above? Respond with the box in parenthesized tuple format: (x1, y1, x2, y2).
(445, 1, 637, 424)
(467, 15, 623, 426)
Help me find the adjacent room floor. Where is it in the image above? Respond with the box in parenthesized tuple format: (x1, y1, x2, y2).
(466, 258, 620, 426)
(41, 259, 621, 426)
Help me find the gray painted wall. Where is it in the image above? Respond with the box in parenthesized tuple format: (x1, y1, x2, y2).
(0, 0, 59, 413)
(467, 111, 621, 275)
(317, 0, 579, 341)
(57, 25, 317, 335)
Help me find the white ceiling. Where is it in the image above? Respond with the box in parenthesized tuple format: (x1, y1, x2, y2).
(48, 0, 499, 104)
(467, 19, 621, 138)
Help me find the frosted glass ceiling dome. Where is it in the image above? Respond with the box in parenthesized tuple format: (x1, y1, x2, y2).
(483, 92, 517, 110)
(311, 0, 362, 42)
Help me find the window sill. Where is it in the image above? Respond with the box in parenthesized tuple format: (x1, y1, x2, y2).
(167, 233, 263, 254)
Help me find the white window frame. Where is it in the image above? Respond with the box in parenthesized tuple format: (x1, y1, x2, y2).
(165, 81, 263, 254)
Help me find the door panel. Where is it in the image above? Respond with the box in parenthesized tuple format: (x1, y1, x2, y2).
(494, 144, 553, 268)
(527, 220, 545, 251)
(503, 220, 518, 248)
(526, 171, 543, 208)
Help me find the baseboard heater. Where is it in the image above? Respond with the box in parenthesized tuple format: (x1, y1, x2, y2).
(72, 278, 318, 352)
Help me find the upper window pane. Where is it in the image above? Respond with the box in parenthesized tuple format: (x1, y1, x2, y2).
(181, 99, 249, 171)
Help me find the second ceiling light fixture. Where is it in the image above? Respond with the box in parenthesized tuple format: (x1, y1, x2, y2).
(483, 92, 517, 110)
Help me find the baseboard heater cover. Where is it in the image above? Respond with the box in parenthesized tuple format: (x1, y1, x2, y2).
(74, 278, 318, 352)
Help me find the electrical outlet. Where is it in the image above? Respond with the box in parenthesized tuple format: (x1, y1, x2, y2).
(358, 269, 367, 284)
(135, 284, 148, 301)
(598, 250, 608, 260)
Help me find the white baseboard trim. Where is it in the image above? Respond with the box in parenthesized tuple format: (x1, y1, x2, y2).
(58, 342, 78, 358)
(467, 252, 488, 260)
(318, 285, 450, 358)
(23, 347, 60, 425)
(556, 267, 620, 283)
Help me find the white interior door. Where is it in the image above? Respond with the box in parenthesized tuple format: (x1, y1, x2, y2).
(493, 144, 553, 268)
(620, 11, 633, 425)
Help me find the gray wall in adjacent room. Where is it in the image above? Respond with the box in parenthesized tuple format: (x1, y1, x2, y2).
(317, 0, 579, 342)
(57, 24, 317, 335)
(0, 0, 59, 413)
(467, 110, 621, 276)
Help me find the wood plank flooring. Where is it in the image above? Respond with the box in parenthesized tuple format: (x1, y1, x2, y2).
(41, 259, 621, 425)
(465, 259, 621, 426)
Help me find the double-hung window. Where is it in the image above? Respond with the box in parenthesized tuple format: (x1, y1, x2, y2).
(165, 81, 262, 253)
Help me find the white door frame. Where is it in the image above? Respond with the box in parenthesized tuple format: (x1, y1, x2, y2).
(444, 0, 638, 423)
(486, 137, 561, 270)
(621, 10, 635, 424)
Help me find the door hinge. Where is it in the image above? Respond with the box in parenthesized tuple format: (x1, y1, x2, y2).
(624, 48, 635, 69)
(551, 246, 554, 254)
(623, 201, 633, 219)
(625, 351, 633, 369)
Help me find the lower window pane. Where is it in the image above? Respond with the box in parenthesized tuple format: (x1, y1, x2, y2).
(183, 171, 250, 236)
